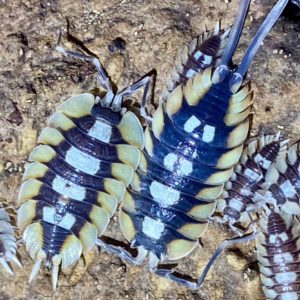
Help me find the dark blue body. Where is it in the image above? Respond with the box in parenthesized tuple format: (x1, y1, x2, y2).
(124, 73, 250, 259)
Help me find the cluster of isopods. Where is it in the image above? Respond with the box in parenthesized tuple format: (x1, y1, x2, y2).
(1, 0, 299, 299)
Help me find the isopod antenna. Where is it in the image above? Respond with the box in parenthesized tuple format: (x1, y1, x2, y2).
(219, 0, 251, 68)
(213, 0, 289, 93)
(230, 0, 289, 91)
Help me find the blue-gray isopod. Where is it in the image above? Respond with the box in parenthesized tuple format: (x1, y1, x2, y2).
(17, 39, 152, 289)
(98, 0, 290, 289)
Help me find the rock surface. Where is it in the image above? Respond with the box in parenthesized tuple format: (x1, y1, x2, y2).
(0, 0, 299, 299)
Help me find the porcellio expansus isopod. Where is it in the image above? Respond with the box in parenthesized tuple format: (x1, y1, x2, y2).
(16, 41, 153, 289)
(217, 133, 289, 234)
(97, 0, 290, 289)
(256, 206, 300, 299)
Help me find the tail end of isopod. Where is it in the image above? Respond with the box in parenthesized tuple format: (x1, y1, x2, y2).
(29, 249, 46, 284)
(0, 257, 14, 275)
(6, 252, 22, 269)
(51, 255, 62, 291)
(212, 0, 251, 85)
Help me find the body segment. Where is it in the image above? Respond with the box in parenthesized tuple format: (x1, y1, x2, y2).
(256, 207, 300, 299)
(264, 141, 300, 215)
(0, 202, 21, 274)
(217, 133, 288, 232)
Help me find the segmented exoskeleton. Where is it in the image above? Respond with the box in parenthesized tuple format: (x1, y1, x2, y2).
(255, 141, 300, 299)
(17, 39, 151, 289)
(98, 0, 290, 289)
(0, 202, 21, 274)
(262, 141, 300, 215)
(256, 206, 300, 299)
(217, 133, 289, 234)
(161, 22, 230, 102)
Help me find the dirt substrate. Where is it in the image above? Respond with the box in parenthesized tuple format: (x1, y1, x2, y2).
(0, 0, 299, 299)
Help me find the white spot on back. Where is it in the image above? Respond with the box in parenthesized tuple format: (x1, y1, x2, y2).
(193, 50, 203, 60)
(202, 125, 215, 142)
(192, 149, 197, 158)
(65, 146, 101, 175)
(43, 207, 55, 224)
(254, 153, 272, 169)
(43, 207, 76, 230)
(163, 153, 193, 176)
(142, 216, 165, 240)
(203, 55, 212, 65)
(88, 120, 112, 143)
(269, 232, 289, 243)
(281, 180, 297, 198)
(163, 153, 177, 171)
(52, 176, 86, 201)
(58, 213, 76, 230)
(228, 198, 244, 212)
(279, 232, 289, 242)
(150, 181, 180, 207)
(274, 253, 293, 264)
(275, 272, 297, 284)
(183, 115, 201, 133)
(240, 188, 252, 197)
(281, 292, 299, 300)
(186, 69, 196, 78)
(244, 168, 260, 181)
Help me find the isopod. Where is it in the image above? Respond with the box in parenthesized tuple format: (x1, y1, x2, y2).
(98, 0, 289, 289)
(256, 205, 300, 299)
(17, 36, 151, 289)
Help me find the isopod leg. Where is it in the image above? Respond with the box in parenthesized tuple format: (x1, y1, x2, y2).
(210, 216, 252, 237)
(55, 30, 113, 93)
(153, 268, 200, 289)
(196, 231, 258, 287)
(97, 238, 147, 265)
(55, 45, 113, 92)
(116, 75, 153, 121)
(152, 231, 258, 289)
(56, 38, 154, 117)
